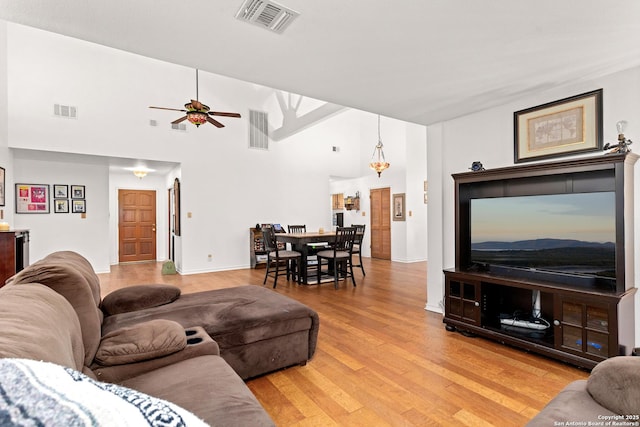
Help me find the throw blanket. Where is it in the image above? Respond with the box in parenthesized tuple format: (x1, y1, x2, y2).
(0, 359, 209, 427)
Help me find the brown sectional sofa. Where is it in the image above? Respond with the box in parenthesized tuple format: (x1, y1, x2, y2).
(527, 356, 640, 425)
(0, 250, 321, 425)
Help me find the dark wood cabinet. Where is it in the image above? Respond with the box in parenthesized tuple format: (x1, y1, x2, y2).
(444, 275, 481, 327)
(0, 230, 29, 286)
(445, 154, 638, 369)
(443, 269, 634, 369)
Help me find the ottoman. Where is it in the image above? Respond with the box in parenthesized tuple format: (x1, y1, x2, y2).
(101, 285, 319, 379)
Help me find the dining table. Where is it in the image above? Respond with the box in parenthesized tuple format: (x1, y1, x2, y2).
(276, 231, 336, 284)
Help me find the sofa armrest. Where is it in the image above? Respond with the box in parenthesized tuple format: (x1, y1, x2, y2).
(587, 356, 640, 415)
(92, 326, 219, 383)
(100, 284, 181, 316)
(526, 380, 616, 426)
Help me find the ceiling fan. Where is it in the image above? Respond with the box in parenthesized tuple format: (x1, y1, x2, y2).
(149, 69, 241, 128)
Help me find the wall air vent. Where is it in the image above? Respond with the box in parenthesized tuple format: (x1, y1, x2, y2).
(171, 123, 187, 132)
(249, 110, 269, 150)
(53, 104, 78, 119)
(235, 0, 299, 34)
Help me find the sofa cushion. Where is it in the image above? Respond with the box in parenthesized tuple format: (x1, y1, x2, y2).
(43, 251, 102, 308)
(95, 319, 187, 366)
(92, 327, 220, 383)
(121, 355, 275, 426)
(101, 284, 181, 316)
(587, 356, 640, 415)
(526, 380, 616, 426)
(0, 358, 208, 427)
(9, 259, 102, 367)
(0, 283, 85, 372)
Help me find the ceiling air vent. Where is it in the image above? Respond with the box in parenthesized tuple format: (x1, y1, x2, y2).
(236, 0, 299, 34)
(249, 110, 269, 150)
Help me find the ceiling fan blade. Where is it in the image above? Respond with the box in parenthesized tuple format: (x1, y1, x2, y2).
(206, 116, 225, 128)
(172, 116, 188, 124)
(150, 106, 188, 112)
(209, 111, 241, 118)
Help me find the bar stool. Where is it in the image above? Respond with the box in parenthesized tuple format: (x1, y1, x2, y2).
(262, 226, 301, 288)
(316, 226, 357, 289)
(351, 224, 366, 276)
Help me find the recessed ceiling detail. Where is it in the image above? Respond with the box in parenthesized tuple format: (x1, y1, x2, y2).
(235, 0, 299, 34)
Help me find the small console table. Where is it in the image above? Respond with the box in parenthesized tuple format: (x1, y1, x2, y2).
(0, 230, 30, 286)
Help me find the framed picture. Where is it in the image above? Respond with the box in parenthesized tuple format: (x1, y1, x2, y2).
(173, 178, 181, 236)
(514, 89, 603, 163)
(393, 193, 405, 221)
(0, 167, 5, 207)
(15, 184, 50, 214)
(72, 199, 86, 213)
(71, 185, 85, 199)
(54, 199, 69, 213)
(53, 184, 68, 199)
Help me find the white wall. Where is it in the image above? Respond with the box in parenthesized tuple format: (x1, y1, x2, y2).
(4, 22, 427, 275)
(0, 21, 12, 226)
(329, 116, 428, 263)
(12, 149, 110, 271)
(426, 65, 640, 344)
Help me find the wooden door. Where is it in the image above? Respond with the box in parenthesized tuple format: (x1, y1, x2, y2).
(118, 189, 156, 262)
(370, 187, 391, 259)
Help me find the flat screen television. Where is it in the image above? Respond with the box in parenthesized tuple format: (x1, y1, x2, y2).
(469, 191, 617, 289)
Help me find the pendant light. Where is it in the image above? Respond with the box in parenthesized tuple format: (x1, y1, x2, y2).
(369, 115, 390, 177)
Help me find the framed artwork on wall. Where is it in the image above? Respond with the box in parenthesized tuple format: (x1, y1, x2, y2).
(393, 193, 405, 221)
(514, 89, 603, 163)
(0, 167, 5, 206)
(54, 199, 69, 213)
(15, 184, 50, 213)
(53, 184, 68, 198)
(72, 199, 86, 213)
(71, 185, 85, 199)
(173, 178, 181, 236)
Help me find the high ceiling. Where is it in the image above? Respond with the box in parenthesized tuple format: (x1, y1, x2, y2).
(1, 0, 639, 126)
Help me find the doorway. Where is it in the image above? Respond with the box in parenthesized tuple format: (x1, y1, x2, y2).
(118, 189, 157, 262)
(370, 187, 391, 259)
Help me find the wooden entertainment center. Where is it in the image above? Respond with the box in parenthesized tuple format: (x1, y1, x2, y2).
(443, 154, 637, 369)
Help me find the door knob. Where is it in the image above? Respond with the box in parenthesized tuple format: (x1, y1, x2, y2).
(152, 224, 156, 232)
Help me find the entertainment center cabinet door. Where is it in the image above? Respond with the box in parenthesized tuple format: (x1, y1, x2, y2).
(554, 296, 616, 363)
(444, 275, 481, 327)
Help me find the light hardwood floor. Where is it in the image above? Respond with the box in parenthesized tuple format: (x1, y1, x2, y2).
(98, 258, 588, 426)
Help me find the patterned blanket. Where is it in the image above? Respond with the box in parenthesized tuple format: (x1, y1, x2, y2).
(0, 358, 209, 426)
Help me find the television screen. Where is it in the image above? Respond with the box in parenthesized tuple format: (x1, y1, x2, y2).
(470, 192, 616, 281)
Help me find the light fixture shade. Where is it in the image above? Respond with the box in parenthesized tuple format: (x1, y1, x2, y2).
(370, 115, 390, 177)
(369, 160, 390, 177)
(133, 170, 148, 179)
(187, 112, 208, 127)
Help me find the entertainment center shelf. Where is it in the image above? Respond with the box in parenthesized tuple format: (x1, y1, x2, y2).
(443, 268, 635, 369)
(444, 153, 638, 369)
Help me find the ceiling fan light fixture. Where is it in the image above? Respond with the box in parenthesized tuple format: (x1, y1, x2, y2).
(187, 111, 208, 127)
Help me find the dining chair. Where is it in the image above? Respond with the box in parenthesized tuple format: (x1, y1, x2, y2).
(262, 226, 301, 288)
(287, 225, 307, 233)
(316, 226, 357, 289)
(351, 224, 366, 276)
